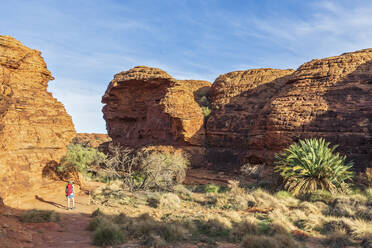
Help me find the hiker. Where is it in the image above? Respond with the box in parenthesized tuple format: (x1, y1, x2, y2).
(65, 181, 75, 210)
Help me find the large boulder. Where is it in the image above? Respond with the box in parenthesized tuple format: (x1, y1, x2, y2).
(0, 36, 76, 205)
(102, 66, 211, 149)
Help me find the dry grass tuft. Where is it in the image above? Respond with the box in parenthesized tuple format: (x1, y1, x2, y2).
(323, 229, 354, 248)
(19, 209, 60, 223)
(158, 193, 181, 209)
(241, 233, 299, 248)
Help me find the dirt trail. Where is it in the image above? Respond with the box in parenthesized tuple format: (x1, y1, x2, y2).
(2, 180, 98, 248)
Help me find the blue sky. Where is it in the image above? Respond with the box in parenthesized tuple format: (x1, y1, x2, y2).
(1, 0, 372, 133)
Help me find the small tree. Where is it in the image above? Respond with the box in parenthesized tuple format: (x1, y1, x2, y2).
(274, 138, 353, 196)
(103, 144, 139, 187)
(102, 144, 189, 191)
(59, 144, 107, 176)
(136, 150, 189, 190)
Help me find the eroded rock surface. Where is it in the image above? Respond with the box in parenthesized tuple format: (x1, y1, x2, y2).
(206, 69, 294, 168)
(207, 50, 372, 170)
(102, 66, 211, 148)
(103, 49, 372, 171)
(72, 133, 111, 148)
(0, 36, 75, 204)
(259, 49, 372, 170)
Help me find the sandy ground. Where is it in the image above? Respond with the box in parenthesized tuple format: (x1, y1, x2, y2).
(0, 170, 325, 248)
(0, 180, 98, 248)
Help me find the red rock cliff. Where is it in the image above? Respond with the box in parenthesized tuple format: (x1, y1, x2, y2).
(258, 49, 372, 170)
(207, 49, 372, 170)
(206, 69, 294, 168)
(0, 36, 76, 205)
(102, 66, 211, 147)
(103, 49, 372, 172)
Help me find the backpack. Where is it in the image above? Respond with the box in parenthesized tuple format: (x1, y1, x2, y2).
(66, 184, 73, 196)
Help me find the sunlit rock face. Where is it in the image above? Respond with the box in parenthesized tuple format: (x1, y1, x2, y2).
(103, 49, 372, 172)
(102, 66, 211, 147)
(0, 36, 76, 204)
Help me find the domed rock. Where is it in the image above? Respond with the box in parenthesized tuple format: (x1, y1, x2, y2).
(102, 66, 211, 148)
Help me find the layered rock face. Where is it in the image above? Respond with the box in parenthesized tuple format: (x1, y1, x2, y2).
(103, 49, 372, 171)
(72, 133, 111, 148)
(206, 69, 294, 168)
(0, 36, 75, 204)
(207, 49, 372, 170)
(102, 66, 211, 148)
(258, 49, 372, 170)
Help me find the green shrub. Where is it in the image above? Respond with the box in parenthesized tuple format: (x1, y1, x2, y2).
(274, 191, 292, 199)
(91, 208, 102, 217)
(93, 223, 125, 246)
(201, 106, 211, 117)
(202, 184, 221, 193)
(59, 144, 107, 173)
(194, 218, 230, 240)
(19, 209, 60, 223)
(88, 216, 112, 231)
(274, 138, 354, 196)
(308, 190, 334, 204)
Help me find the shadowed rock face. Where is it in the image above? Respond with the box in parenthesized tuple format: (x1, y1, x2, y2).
(259, 49, 372, 170)
(0, 36, 76, 204)
(102, 66, 211, 147)
(206, 69, 294, 169)
(103, 49, 372, 172)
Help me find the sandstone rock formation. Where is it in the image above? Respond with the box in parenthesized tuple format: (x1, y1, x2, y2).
(102, 66, 211, 148)
(207, 49, 372, 170)
(103, 49, 372, 171)
(258, 49, 372, 170)
(72, 133, 111, 148)
(0, 36, 75, 205)
(206, 69, 294, 168)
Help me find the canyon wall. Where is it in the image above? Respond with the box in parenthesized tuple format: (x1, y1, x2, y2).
(0, 36, 76, 204)
(102, 49, 372, 171)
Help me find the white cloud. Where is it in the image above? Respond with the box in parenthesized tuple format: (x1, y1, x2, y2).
(250, 1, 372, 58)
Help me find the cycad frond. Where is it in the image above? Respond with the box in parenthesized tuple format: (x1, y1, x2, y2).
(274, 138, 354, 196)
